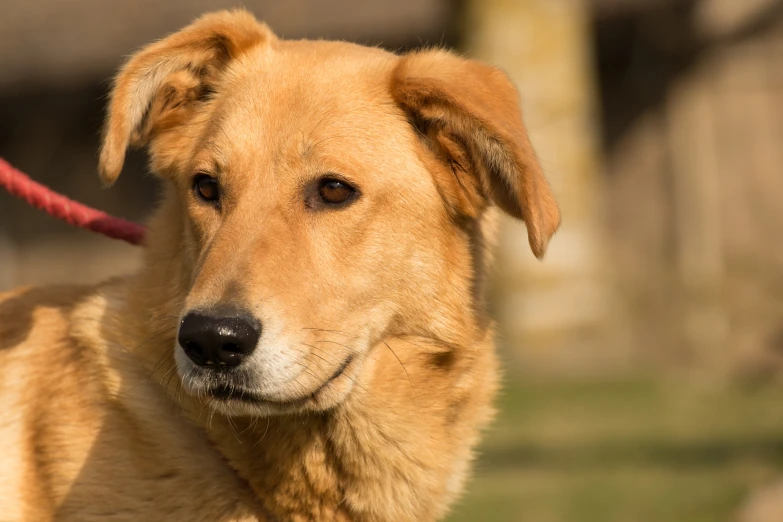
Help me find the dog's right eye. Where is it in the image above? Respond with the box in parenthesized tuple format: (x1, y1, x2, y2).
(193, 174, 220, 204)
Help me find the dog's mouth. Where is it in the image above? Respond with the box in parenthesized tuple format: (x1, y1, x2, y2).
(207, 355, 354, 408)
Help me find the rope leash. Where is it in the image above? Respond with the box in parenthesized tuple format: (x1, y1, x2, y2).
(0, 157, 146, 246)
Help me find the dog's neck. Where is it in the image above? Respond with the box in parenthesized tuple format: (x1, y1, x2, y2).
(193, 332, 496, 521)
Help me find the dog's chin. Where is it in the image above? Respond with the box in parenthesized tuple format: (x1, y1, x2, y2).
(179, 355, 358, 417)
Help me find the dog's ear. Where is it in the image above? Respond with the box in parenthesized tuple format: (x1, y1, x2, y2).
(392, 50, 560, 259)
(99, 9, 274, 186)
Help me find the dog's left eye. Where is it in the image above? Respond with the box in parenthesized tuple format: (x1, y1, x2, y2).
(318, 178, 356, 205)
(193, 174, 220, 203)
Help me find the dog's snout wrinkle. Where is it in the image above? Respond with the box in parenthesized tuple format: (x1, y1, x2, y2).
(178, 312, 261, 368)
(207, 354, 355, 406)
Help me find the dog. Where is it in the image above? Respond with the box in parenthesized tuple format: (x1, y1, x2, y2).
(0, 9, 560, 521)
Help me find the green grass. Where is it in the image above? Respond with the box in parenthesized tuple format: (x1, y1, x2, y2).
(447, 376, 783, 522)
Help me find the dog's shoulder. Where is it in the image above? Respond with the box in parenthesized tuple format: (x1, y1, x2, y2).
(0, 285, 95, 351)
(0, 281, 135, 378)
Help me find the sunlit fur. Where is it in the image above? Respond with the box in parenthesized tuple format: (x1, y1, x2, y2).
(0, 10, 559, 522)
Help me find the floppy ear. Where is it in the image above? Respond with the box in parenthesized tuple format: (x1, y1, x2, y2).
(392, 50, 561, 259)
(99, 9, 275, 186)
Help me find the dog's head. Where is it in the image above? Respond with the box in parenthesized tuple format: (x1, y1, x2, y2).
(100, 10, 560, 416)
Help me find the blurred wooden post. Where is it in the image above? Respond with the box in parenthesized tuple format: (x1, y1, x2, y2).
(666, 69, 727, 362)
(463, 0, 615, 373)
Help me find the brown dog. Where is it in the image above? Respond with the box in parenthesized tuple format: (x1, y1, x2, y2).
(0, 10, 559, 521)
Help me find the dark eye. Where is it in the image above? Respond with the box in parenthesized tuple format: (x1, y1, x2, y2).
(318, 178, 356, 205)
(193, 174, 220, 203)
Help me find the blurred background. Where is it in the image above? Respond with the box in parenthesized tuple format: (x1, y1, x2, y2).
(2, 0, 783, 520)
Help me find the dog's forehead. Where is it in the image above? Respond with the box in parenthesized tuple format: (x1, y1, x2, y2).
(205, 40, 411, 171)
(222, 39, 398, 122)
(222, 41, 398, 109)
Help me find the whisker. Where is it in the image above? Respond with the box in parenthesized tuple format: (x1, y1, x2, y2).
(252, 416, 272, 448)
(311, 339, 382, 364)
(226, 415, 242, 444)
(240, 415, 259, 437)
(207, 403, 217, 430)
(301, 327, 360, 339)
(383, 340, 420, 406)
(132, 326, 178, 354)
(301, 343, 388, 407)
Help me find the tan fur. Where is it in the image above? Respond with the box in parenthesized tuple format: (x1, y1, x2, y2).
(0, 10, 560, 521)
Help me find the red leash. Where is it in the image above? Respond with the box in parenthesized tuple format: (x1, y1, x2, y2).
(0, 157, 146, 246)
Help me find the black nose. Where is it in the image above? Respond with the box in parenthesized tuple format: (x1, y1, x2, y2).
(178, 312, 261, 368)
